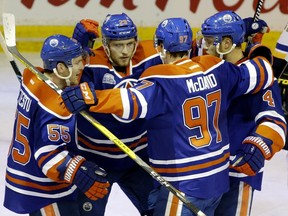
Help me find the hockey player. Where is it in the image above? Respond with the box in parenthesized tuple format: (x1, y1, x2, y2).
(3, 34, 110, 216)
(61, 17, 276, 216)
(70, 13, 162, 215)
(199, 11, 286, 216)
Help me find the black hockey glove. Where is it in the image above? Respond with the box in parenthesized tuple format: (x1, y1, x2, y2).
(61, 82, 97, 114)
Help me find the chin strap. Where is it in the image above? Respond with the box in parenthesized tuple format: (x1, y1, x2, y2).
(103, 45, 114, 65)
(131, 41, 138, 58)
(53, 67, 72, 86)
(155, 47, 167, 64)
(216, 43, 236, 59)
(160, 50, 167, 64)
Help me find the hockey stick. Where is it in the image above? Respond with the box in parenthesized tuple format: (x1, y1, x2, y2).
(0, 30, 22, 81)
(246, 0, 265, 47)
(2, 13, 206, 216)
(253, 0, 265, 22)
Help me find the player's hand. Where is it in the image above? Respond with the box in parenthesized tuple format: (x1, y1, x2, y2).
(72, 19, 99, 56)
(243, 17, 270, 44)
(64, 156, 110, 200)
(61, 82, 97, 114)
(231, 135, 272, 176)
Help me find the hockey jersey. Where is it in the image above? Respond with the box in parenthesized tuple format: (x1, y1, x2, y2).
(192, 41, 287, 190)
(227, 57, 286, 190)
(4, 69, 79, 214)
(89, 55, 274, 198)
(77, 40, 162, 171)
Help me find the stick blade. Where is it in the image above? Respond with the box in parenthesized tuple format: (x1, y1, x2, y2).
(2, 13, 16, 47)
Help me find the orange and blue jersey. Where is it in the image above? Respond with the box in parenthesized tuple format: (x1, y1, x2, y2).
(192, 41, 287, 191)
(4, 69, 79, 214)
(89, 55, 274, 198)
(77, 40, 162, 171)
(227, 57, 286, 190)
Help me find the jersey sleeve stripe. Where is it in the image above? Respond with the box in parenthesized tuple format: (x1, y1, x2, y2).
(256, 124, 285, 154)
(130, 88, 148, 118)
(35, 143, 66, 159)
(42, 151, 68, 176)
(263, 60, 273, 89)
(259, 122, 286, 147)
(252, 58, 266, 93)
(255, 110, 286, 123)
(120, 88, 130, 119)
(244, 61, 257, 94)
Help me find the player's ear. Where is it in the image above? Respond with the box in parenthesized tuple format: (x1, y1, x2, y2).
(56, 62, 68, 76)
(221, 37, 233, 52)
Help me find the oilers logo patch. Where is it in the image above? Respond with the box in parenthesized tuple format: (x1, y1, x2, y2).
(223, 14, 233, 23)
(49, 38, 59, 47)
(115, 78, 139, 89)
(83, 202, 93, 211)
(161, 19, 169, 27)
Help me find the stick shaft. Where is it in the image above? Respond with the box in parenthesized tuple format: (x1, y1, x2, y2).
(246, 0, 265, 48)
(253, 0, 265, 22)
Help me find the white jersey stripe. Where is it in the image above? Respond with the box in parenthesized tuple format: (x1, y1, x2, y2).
(244, 61, 257, 94)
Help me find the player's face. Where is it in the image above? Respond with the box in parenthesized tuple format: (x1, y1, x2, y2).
(108, 38, 137, 67)
(203, 36, 219, 57)
(70, 55, 84, 85)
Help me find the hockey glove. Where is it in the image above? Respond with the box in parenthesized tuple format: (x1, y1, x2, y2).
(243, 17, 270, 44)
(62, 82, 97, 114)
(245, 43, 273, 64)
(72, 19, 99, 56)
(231, 134, 272, 176)
(64, 155, 110, 200)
